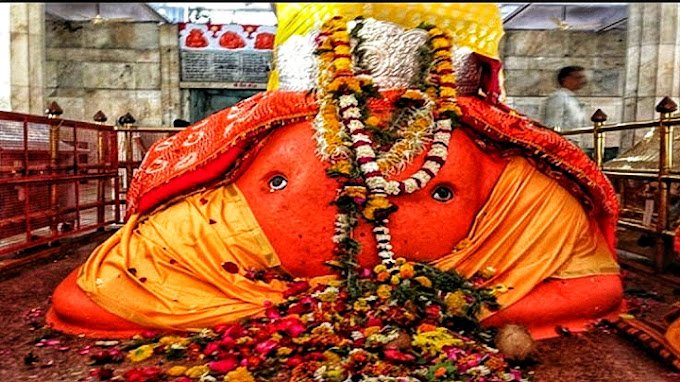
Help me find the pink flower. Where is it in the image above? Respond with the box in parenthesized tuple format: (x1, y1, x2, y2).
(254, 339, 278, 355)
(203, 342, 221, 356)
(208, 358, 239, 373)
(139, 330, 159, 339)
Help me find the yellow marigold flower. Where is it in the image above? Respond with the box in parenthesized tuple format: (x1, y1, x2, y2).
(185, 365, 210, 379)
(440, 74, 456, 84)
(431, 36, 451, 50)
(353, 298, 370, 312)
(390, 275, 401, 285)
(440, 87, 457, 98)
(480, 266, 497, 279)
(376, 284, 392, 300)
(414, 276, 432, 288)
(374, 264, 387, 274)
(332, 31, 350, 41)
(319, 38, 333, 51)
(435, 61, 453, 72)
(166, 366, 188, 377)
(425, 87, 438, 99)
(412, 327, 463, 357)
(399, 263, 415, 279)
(365, 116, 381, 127)
(395, 257, 407, 265)
(376, 271, 390, 282)
(444, 291, 467, 316)
(225, 367, 255, 382)
(344, 185, 367, 198)
(159, 336, 189, 347)
(324, 350, 342, 365)
(127, 344, 155, 362)
(334, 45, 351, 55)
(403, 89, 424, 99)
(364, 326, 381, 337)
(428, 27, 444, 37)
(433, 49, 450, 59)
(276, 347, 293, 357)
(325, 367, 345, 379)
(362, 195, 393, 221)
(333, 57, 352, 71)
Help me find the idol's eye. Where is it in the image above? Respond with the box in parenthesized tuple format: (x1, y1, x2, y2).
(268, 175, 288, 191)
(431, 185, 454, 202)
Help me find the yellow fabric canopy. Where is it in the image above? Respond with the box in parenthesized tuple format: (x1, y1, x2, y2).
(78, 157, 618, 330)
(269, 3, 504, 91)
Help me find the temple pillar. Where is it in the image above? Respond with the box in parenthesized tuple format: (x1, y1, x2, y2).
(0, 3, 11, 110)
(159, 23, 182, 125)
(10, 3, 45, 114)
(622, 3, 680, 149)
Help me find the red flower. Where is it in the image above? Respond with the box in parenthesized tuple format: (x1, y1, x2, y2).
(283, 280, 311, 298)
(286, 355, 304, 368)
(383, 349, 416, 363)
(367, 317, 383, 327)
(208, 357, 239, 373)
(122, 366, 163, 382)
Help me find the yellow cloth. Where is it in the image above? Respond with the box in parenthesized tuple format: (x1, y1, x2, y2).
(269, 2, 504, 91)
(78, 157, 618, 330)
(78, 185, 289, 332)
(431, 157, 620, 315)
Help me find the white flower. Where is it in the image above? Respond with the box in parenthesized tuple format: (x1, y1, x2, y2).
(423, 160, 442, 173)
(437, 119, 452, 130)
(338, 94, 358, 108)
(375, 234, 391, 242)
(360, 161, 380, 174)
(429, 145, 448, 159)
(377, 243, 393, 251)
(352, 132, 372, 142)
(342, 107, 362, 119)
(412, 170, 431, 185)
(347, 119, 364, 132)
(365, 176, 387, 190)
(404, 178, 419, 193)
(385, 181, 401, 195)
(434, 131, 451, 145)
(355, 145, 376, 159)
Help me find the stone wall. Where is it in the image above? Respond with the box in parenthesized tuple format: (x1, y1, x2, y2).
(41, 21, 627, 132)
(44, 20, 180, 126)
(500, 29, 627, 129)
(0, 4, 10, 111)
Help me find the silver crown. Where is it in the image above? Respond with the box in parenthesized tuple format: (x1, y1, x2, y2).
(274, 18, 483, 95)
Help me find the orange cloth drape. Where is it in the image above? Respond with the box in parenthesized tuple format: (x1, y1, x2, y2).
(431, 156, 619, 316)
(78, 156, 618, 330)
(78, 185, 290, 332)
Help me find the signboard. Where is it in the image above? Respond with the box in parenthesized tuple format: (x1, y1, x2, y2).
(179, 23, 276, 86)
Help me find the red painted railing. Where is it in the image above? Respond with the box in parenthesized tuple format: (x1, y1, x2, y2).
(0, 109, 119, 259)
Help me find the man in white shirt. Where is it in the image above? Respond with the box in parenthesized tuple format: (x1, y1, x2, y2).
(542, 66, 620, 161)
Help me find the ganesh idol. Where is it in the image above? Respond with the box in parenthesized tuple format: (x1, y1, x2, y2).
(47, 3, 624, 340)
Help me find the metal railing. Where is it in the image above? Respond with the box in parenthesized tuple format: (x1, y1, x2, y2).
(0, 103, 184, 261)
(560, 97, 680, 272)
(0, 103, 119, 259)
